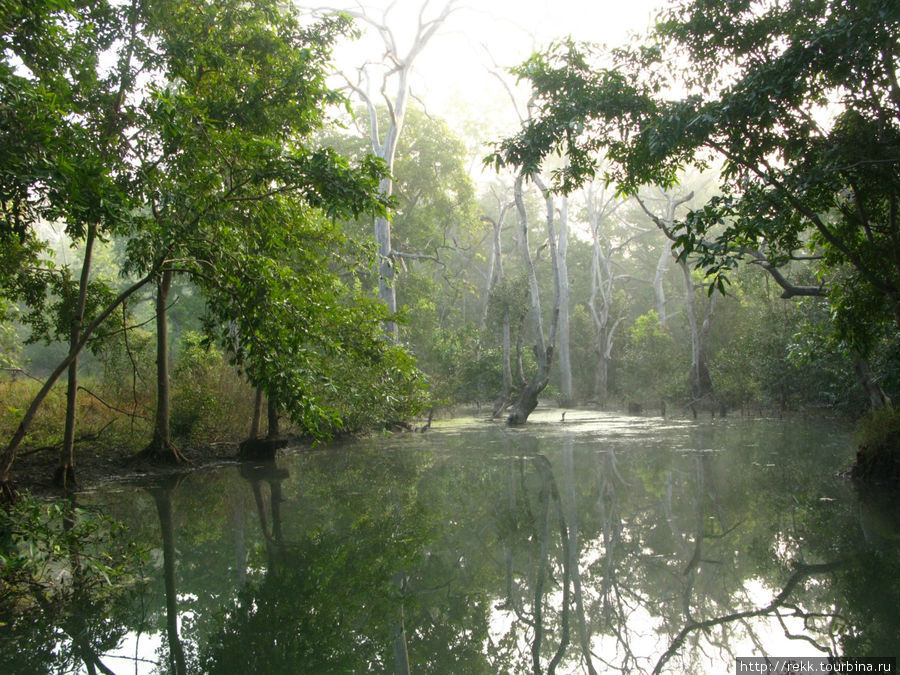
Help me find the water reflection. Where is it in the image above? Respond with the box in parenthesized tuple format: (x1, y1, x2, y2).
(4, 412, 899, 673)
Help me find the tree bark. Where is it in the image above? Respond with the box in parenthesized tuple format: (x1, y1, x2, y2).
(586, 185, 624, 406)
(653, 243, 671, 324)
(139, 269, 187, 464)
(56, 223, 97, 489)
(346, 2, 457, 339)
(681, 261, 715, 402)
(556, 194, 572, 405)
(507, 174, 561, 425)
(1, 264, 160, 500)
(249, 387, 264, 440)
(267, 394, 281, 441)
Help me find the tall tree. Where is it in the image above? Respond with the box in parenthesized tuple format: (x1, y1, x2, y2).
(555, 192, 573, 405)
(506, 174, 561, 425)
(339, 1, 459, 338)
(0, 0, 397, 495)
(636, 190, 716, 404)
(1, 0, 152, 492)
(584, 183, 627, 406)
(490, 2, 900, 350)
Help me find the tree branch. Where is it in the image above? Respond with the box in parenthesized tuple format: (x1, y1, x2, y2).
(747, 250, 827, 298)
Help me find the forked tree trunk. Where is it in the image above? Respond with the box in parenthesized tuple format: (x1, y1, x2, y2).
(346, 2, 457, 339)
(239, 389, 286, 460)
(586, 184, 625, 407)
(507, 174, 561, 425)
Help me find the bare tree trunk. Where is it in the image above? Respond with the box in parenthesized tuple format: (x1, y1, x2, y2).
(56, 224, 97, 489)
(586, 185, 625, 406)
(654, 243, 671, 324)
(140, 269, 187, 464)
(636, 190, 715, 404)
(507, 174, 560, 425)
(481, 205, 509, 328)
(493, 311, 514, 418)
(681, 261, 714, 402)
(556, 195, 572, 405)
(1, 265, 160, 500)
(343, 2, 457, 339)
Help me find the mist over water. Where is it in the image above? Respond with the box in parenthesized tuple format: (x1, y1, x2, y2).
(12, 411, 900, 673)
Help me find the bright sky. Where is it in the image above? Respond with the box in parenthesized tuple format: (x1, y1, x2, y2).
(316, 0, 667, 141)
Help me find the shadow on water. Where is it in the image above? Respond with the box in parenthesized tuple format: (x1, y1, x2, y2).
(2, 410, 898, 673)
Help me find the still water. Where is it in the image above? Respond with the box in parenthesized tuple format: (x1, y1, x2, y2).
(5, 410, 900, 673)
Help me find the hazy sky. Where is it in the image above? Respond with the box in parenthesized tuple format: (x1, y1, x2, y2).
(320, 0, 667, 141)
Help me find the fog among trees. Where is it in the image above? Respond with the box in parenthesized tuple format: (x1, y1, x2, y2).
(2, 0, 899, 493)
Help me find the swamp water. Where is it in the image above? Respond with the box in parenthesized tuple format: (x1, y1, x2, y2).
(3, 410, 899, 673)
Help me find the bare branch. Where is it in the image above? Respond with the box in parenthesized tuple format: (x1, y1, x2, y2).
(747, 250, 827, 298)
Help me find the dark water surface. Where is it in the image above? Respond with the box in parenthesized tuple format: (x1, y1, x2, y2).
(7, 410, 900, 673)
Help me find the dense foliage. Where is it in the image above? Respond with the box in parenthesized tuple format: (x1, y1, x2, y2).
(2, 0, 898, 491)
(490, 0, 900, 353)
(0, 0, 426, 488)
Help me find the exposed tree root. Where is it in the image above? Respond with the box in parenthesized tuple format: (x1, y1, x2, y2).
(53, 464, 77, 491)
(238, 437, 288, 460)
(132, 438, 190, 466)
(0, 479, 18, 505)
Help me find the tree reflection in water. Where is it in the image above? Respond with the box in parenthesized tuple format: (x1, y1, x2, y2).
(12, 414, 898, 672)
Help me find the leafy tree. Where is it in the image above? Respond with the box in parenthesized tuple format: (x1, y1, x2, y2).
(489, 0, 900, 471)
(621, 310, 683, 405)
(0, 0, 409, 494)
(491, 1, 900, 344)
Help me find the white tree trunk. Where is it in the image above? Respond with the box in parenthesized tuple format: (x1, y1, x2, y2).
(556, 194, 572, 404)
(343, 2, 457, 339)
(653, 243, 671, 324)
(507, 174, 560, 425)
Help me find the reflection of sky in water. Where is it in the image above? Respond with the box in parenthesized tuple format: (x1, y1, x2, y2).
(58, 410, 897, 674)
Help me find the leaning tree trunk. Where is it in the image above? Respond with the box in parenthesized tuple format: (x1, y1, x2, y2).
(1, 264, 160, 502)
(56, 223, 97, 489)
(507, 174, 561, 425)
